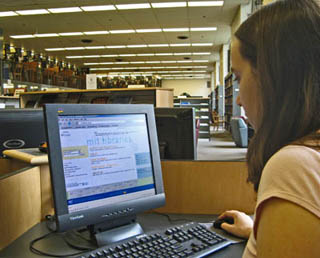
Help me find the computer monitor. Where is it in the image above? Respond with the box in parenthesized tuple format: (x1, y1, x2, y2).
(0, 108, 46, 156)
(43, 104, 165, 247)
(155, 107, 197, 160)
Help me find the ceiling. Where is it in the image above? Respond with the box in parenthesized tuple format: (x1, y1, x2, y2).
(0, 0, 250, 79)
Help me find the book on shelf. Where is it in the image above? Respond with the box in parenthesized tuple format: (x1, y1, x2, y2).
(3, 148, 48, 165)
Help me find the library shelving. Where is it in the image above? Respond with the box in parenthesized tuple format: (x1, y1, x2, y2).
(19, 87, 174, 108)
(174, 97, 210, 140)
(214, 85, 224, 117)
(224, 72, 240, 131)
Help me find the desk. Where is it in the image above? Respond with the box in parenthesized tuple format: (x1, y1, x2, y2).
(0, 213, 246, 257)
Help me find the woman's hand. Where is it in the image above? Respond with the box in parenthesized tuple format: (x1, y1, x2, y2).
(218, 210, 253, 239)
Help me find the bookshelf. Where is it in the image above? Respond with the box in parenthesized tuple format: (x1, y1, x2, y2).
(224, 73, 240, 131)
(19, 87, 174, 108)
(174, 97, 210, 140)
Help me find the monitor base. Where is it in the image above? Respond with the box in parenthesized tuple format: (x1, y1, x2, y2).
(89, 215, 144, 247)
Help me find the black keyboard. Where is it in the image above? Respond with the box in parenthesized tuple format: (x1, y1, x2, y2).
(78, 222, 231, 258)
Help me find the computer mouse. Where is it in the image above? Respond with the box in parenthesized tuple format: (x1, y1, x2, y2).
(213, 217, 234, 229)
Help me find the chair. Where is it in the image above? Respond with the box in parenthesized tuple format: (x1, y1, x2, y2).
(230, 117, 248, 147)
(12, 63, 23, 81)
(212, 112, 225, 131)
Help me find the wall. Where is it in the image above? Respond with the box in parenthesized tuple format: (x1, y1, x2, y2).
(161, 79, 210, 97)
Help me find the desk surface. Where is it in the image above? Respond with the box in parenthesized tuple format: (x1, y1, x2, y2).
(0, 213, 245, 258)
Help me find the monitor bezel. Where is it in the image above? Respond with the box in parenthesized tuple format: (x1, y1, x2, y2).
(44, 104, 165, 232)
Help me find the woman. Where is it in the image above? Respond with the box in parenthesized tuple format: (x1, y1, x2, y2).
(218, 0, 320, 257)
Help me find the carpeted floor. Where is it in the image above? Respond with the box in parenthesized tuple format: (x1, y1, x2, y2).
(197, 129, 247, 161)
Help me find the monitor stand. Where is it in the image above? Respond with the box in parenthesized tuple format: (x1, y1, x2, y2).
(88, 215, 144, 247)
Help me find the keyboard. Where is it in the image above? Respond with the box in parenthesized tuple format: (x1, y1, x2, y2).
(78, 222, 231, 258)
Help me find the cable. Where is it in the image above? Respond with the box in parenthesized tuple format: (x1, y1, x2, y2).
(151, 211, 193, 223)
(29, 227, 89, 257)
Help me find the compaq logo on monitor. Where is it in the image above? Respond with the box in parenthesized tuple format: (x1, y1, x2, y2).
(3, 139, 25, 149)
(70, 215, 84, 221)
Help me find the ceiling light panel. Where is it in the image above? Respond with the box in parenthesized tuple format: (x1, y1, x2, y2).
(170, 43, 191, 47)
(192, 43, 213, 46)
(85, 46, 105, 49)
(163, 28, 189, 32)
(34, 33, 59, 37)
(16, 9, 49, 15)
(106, 46, 126, 49)
(116, 4, 151, 10)
(109, 30, 135, 34)
(148, 44, 169, 47)
(188, 1, 224, 7)
(190, 27, 217, 31)
(10, 35, 35, 39)
(81, 5, 116, 11)
(127, 44, 148, 48)
(45, 48, 65, 51)
(0, 11, 18, 17)
(136, 29, 162, 33)
(65, 47, 85, 50)
(48, 7, 82, 13)
(83, 31, 109, 35)
(59, 32, 83, 36)
(151, 2, 187, 8)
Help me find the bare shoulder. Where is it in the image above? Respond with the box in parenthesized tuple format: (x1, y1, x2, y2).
(256, 198, 320, 258)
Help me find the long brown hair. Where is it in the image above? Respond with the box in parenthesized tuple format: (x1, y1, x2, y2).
(235, 0, 320, 191)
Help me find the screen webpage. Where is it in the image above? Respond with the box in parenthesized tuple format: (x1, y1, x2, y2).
(58, 113, 156, 213)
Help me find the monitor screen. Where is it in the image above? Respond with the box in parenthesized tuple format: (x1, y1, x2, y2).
(155, 107, 197, 160)
(44, 104, 165, 246)
(0, 108, 46, 156)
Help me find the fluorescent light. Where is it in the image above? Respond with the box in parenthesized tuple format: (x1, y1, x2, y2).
(190, 27, 217, 31)
(85, 46, 105, 49)
(83, 55, 100, 58)
(119, 54, 137, 57)
(59, 32, 83, 36)
(152, 2, 187, 8)
(146, 61, 161, 63)
(65, 47, 85, 50)
(101, 54, 118, 57)
(127, 44, 148, 48)
(188, 1, 224, 7)
(170, 43, 191, 46)
(10, 34, 35, 39)
(109, 30, 135, 34)
(162, 61, 177, 63)
(16, 9, 49, 15)
(193, 60, 209, 62)
(193, 52, 211, 55)
(137, 53, 154, 56)
(177, 60, 193, 63)
(192, 43, 213, 46)
(66, 56, 84, 59)
(155, 53, 173, 56)
(115, 62, 130, 64)
(136, 29, 162, 33)
(83, 31, 109, 35)
(163, 28, 189, 32)
(34, 33, 59, 37)
(48, 7, 82, 13)
(174, 53, 192, 55)
(130, 61, 145, 64)
(116, 3, 151, 10)
(100, 62, 114, 64)
(84, 63, 100, 65)
(81, 5, 116, 11)
(148, 44, 169, 47)
(0, 11, 18, 17)
(106, 45, 126, 49)
(45, 48, 65, 51)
